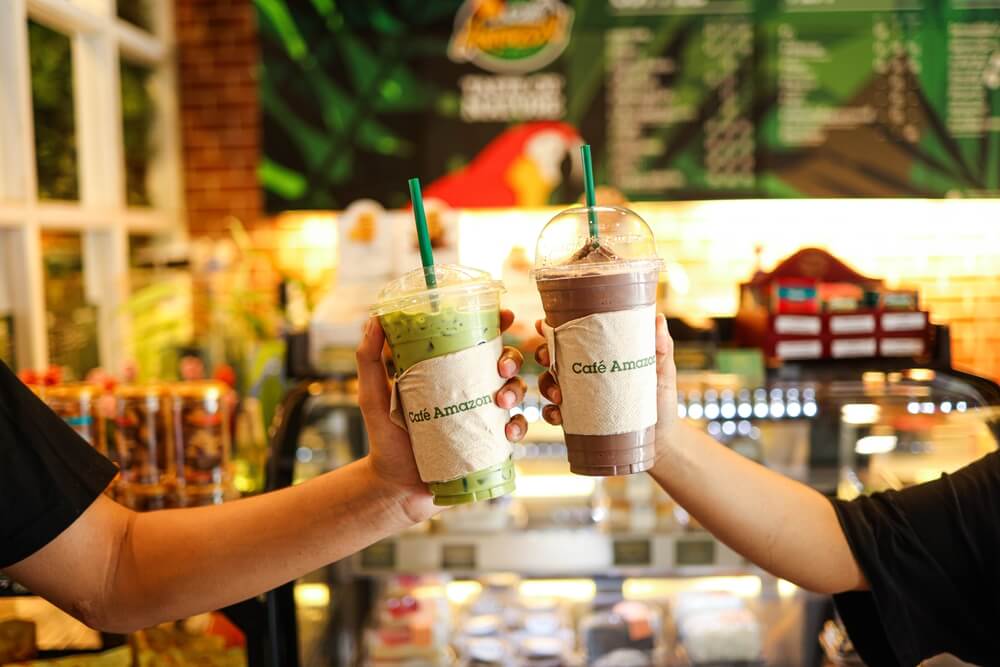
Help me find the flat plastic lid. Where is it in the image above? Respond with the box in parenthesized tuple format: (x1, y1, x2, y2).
(533, 205, 662, 279)
(371, 264, 504, 316)
(429, 456, 515, 506)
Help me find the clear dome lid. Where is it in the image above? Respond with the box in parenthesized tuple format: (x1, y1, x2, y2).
(371, 263, 504, 316)
(533, 205, 662, 279)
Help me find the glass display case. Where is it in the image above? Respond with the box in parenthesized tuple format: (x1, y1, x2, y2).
(264, 352, 1000, 667)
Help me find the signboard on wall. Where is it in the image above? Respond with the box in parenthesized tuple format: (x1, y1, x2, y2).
(257, 0, 1000, 211)
(758, 0, 1000, 197)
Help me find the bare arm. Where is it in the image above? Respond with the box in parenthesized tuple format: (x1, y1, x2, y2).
(536, 315, 866, 595)
(6, 313, 529, 633)
(649, 421, 866, 594)
(5, 460, 414, 633)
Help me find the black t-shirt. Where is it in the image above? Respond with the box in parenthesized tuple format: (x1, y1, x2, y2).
(0, 361, 117, 569)
(831, 451, 1000, 666)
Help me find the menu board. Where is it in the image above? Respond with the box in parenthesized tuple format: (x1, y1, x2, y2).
(759, 0, 1000, 196)
(258, 0, 1000, 210)
(602, 1, 757, 198)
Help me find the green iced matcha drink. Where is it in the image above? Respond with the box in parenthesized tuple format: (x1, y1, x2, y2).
(380, 306, 500, 374)
(373, 264, 515, 506)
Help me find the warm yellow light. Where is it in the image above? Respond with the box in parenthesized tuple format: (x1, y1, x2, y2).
(294, 583, 330, 608)
(456, 208, 553, 277)
(512, 474, 597, 498)
(914, 468, 948, 484)
(445, 580, 483, 605)
(623, 576, 762, 600)
(411, 583, 447, 602)
(331, 197, 999, 389)
(841, 403, 881, 425)
(300, 215, 338, 248)
(777, 579, 799, 599)
(906, 368, 936, 382)
(273, 211, 338, 284)
(519, 579, 596, 602)
(664, 261, 690, 295)
(855, 435, 898, 455)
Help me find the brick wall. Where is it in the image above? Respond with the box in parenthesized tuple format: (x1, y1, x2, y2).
(175, 0, 261, 237)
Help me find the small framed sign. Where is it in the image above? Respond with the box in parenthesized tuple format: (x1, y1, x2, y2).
(441, 544, 477, 570)
(675, 538, 716, 566)
(360, 540, 397, 570)
(613, 539, 652, 567)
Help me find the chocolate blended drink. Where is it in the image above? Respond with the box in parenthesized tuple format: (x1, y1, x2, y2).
(373, 264, 515, 505)
(534, 206, 662, 476)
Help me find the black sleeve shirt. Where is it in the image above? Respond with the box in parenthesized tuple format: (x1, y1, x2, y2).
(0, 361, 117, 569)
(831, 451, 1000, 666)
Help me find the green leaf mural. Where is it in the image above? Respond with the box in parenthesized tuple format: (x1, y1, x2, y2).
(258, 0, 1000, 210)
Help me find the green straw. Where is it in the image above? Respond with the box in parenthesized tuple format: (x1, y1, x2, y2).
(581, 144, 599, 240)
(409, 177, 437, 289)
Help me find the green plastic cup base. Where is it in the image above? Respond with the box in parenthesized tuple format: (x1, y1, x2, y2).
(432, 479, 516, 506)
(430, 457, 516, 506)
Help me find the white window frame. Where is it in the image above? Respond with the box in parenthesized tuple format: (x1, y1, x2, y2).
(0, 0, 184, 374)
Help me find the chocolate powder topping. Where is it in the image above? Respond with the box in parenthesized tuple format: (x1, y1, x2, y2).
(568, 241, 620, 264)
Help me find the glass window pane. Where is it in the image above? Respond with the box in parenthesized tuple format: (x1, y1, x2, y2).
(126, 234, 192, 381)
(128, 233, 156, 287)
(117, 1, 154, 32)
(120, 60, 156, 207)
(43, 232, 99, 379)
(29, 21, 79, 201)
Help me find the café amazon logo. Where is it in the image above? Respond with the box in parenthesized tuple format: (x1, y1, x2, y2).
(448, 0, 574, 74)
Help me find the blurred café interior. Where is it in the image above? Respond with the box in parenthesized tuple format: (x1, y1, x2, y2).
(0, 1, 999, 666)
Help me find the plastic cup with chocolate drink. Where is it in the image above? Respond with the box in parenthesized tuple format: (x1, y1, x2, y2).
(533, 205, 663, 476)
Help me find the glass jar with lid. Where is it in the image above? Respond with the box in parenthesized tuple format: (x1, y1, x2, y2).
(169, 381, 232, 507)
(115, 383, 172, 511)
(44, 383, 107, 456)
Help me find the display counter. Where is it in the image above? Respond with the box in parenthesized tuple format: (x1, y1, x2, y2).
(265, 354, 1000, 667)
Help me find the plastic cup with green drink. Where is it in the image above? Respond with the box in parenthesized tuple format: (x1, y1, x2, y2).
(373, 177, 515, 506)
(373, 264, 516, 505)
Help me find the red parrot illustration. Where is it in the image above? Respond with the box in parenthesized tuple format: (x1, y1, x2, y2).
(423, 121, 582, 208)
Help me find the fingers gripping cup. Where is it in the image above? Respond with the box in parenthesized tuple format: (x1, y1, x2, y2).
(533, 205, 663, 476)
(374, 264, 515, 505)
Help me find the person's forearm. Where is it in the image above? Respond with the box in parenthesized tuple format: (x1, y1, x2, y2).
(650, 421, 866, 595)
(104, 458, 417, 632)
